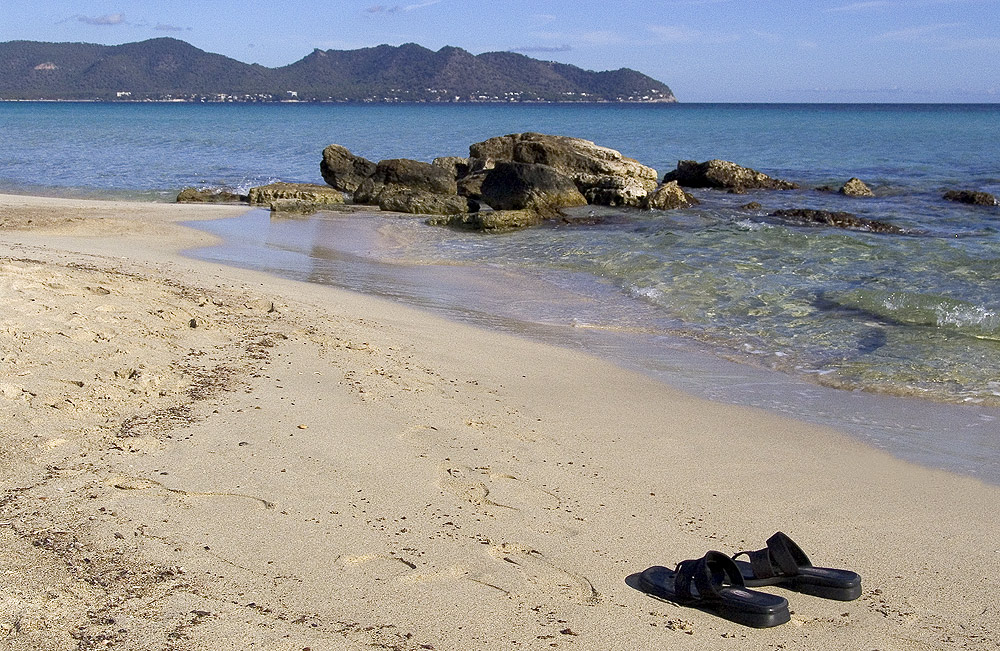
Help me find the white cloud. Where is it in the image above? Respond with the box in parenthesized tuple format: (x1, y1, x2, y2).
(366, 0, 440, 13)
(510, 44, 572, 53)
(75, 13, 127, 26)
(825, 1, 890, 12)
(404, 0, 440, 9)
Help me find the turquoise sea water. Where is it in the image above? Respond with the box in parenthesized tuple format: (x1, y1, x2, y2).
(2, 102, 999, 479)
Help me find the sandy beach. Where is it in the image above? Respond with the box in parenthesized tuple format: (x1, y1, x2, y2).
(1, 193, 998, 650)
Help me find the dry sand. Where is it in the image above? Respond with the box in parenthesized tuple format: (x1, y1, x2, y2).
(1, 193, 998, 650)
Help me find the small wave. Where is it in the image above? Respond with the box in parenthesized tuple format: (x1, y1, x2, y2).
(735, 218, 770, 231)
(828, 289, 1000, 339)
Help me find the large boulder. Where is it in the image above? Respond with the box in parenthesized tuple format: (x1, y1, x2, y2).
(664, 160, 799, 191)
(943, 189, 997, 206)
(248, 182, 345, 206)
(642, 181, 700, 210)
(770, 209, 904, 234)
(354, 158, 458, 205)
(377, 189, 476, 216)
(320, 145, 377, 193)
(479, 162, 588, 216)
(840, 177, 875, 197)
(469, 133, 658, 207)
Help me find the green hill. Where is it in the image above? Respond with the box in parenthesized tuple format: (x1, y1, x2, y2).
(0, 38, 676, 103)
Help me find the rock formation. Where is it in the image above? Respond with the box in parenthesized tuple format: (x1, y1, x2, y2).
(840, 178, 875, 197)
(770, 209, 904, 234)
(479, 162, 588, 215)
(664, 160, 799, 192)
(248, 182, 345, 206)
(429, 210, 543, 231)
(354, 159, 459, 205)
(469, 133, 658, 207)
(642, 181, 699, 210)
(176, 187, 243, 203)
(378, 190, 477, 216)
(943, 190, 997, 206)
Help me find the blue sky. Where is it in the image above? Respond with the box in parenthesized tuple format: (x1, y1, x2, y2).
(2, 0, 998, 102)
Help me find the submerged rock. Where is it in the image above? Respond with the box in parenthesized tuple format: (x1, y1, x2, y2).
(320, 144, 377, 193)
(378, 189, 477, 216)
(177, 187, 243, 203)
(770, 209, 905, 233)
(269, 199, 319, 216)
(479, 161, 587, 215)
(429, 209, 543, 231)
(248, 182, 345, 206)
(664, 159, 799, 191)
(741, 201, 764, 210)
(943, 189, 997, 206)
(642, 181, 700, 210)
(469, 132, 658, 207)
(840, 177, 875, 197)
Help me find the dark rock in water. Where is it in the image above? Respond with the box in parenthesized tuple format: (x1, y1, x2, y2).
(248, 182, 345, 206)
(429, 209, 542, 231)
(840, 177, 875, 197)
(480, 161, 587, 215)
(664, 159, 799, 191)
(320, 144, 377, 193)
(469, 132, 658, 207)
(432, 156, 471, 180)
(354, 158, 458, 205)
(177, 187, 242, 203)
(378, 189, 476, 216)
(815, 185, 836, 193)
(943, 189, 997, 206)
(642, 181, 700, 210)
(741, 201, 763, 210)
(770, 209, 905, 234)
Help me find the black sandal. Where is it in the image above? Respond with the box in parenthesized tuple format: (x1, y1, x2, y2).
(732, 531, 862, 601)
(638, 550, 791, 628)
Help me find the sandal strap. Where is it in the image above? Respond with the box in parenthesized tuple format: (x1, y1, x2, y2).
(766, 531, 811, 576)
(733, 532, 813, 579)
(747, 547, 779, 579)
(675, 551, 741, 601)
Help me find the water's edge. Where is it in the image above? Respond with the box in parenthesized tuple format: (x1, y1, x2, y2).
(184, 209, 1000, 485)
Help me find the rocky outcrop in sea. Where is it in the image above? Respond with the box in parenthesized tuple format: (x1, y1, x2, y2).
(184, 133, 921, 234)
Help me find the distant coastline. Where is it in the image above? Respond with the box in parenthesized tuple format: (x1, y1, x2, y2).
(0, 38, 676, 103)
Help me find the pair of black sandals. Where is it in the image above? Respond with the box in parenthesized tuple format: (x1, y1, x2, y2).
(637, 532, 862, 628)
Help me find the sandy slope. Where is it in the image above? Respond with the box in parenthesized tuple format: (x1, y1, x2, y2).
(1, 194, 997, 650)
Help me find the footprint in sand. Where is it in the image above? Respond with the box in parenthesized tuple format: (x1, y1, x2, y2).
(487, 542, 599, 605)
(436, 464, 499, 508)
(436, 464, 561, 511)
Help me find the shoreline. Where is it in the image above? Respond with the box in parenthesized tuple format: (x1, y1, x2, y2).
(1, 193, 998, 649)
(187, 207, 1000, 484)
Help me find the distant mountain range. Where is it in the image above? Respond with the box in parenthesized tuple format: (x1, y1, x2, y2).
(0, 38, 676, 103)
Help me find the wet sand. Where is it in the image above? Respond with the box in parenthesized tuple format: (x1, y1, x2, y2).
(1, 193, 998, 650)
